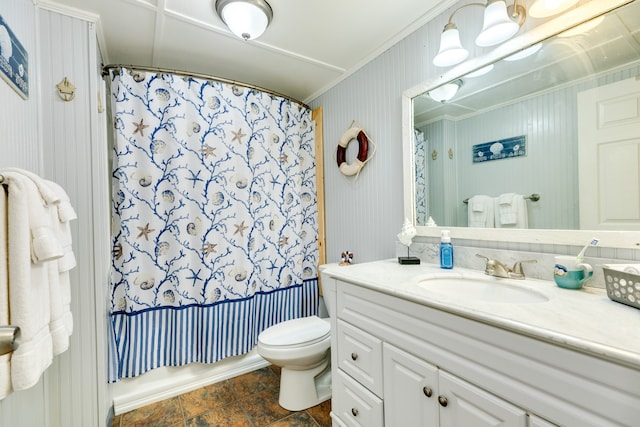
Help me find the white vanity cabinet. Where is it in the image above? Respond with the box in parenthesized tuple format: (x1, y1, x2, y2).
(328, 275, 640, 427)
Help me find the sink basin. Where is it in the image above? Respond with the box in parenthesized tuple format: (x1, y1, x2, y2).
(416, 276, 549, 304)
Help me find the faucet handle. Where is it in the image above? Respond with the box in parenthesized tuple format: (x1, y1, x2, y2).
(476, 254, 490, 262)
(511, 259, 537, 277)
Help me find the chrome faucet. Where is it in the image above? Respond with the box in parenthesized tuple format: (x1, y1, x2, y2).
(476, 254, 537, 279)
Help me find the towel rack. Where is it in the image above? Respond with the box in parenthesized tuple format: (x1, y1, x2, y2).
(463, 193, 540, 204)
(0, 326, 20, 356)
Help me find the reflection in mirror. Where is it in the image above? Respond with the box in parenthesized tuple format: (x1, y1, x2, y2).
(412, 0, 640, 232)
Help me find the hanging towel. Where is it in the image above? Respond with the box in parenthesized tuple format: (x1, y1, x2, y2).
(0, 185, 11, 399)
(495, 193, 528, 228)
(5, 170, 76, 355)
(2, 172, 54, 391)
(467, 195, 495, 228)
(44, 180, 76, 354)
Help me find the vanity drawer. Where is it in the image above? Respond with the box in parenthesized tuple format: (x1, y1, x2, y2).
(337, 319, 383, 397)
(333, 369, 383, 427)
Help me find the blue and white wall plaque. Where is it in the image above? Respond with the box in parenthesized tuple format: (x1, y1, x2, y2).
(473, 135, 526, 163)
(0, 15, 28, 99)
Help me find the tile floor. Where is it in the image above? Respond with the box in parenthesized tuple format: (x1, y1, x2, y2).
(111, 366, 332, 427)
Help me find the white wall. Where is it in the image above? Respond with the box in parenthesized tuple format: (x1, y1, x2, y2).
(0, 1, 111, 426)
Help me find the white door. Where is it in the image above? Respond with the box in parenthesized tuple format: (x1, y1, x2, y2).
(578, 76, 640, 230)
(438, 370, 527, 427)
(382, 344, 439, 427)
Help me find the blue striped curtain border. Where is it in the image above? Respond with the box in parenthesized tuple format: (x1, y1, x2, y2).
(107, 278, 318, 382)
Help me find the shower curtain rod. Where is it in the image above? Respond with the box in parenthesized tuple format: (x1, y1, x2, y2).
(101, 64, 309, 109)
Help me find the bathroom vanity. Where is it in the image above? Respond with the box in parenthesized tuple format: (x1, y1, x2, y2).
(321, 260, 640, 427)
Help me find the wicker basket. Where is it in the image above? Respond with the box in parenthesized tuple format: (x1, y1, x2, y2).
(602, 264, 640, 310)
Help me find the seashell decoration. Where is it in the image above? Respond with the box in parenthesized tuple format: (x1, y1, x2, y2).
(269, 216, 279, 231)
(116, 297, 126, 311)
(284, 274, 292, 286)
(252, 191, 261, 202)
(232, 85, 243, 96)
(139, 176, 152, 187)
(134, 274, 155, 290)
(303, 266, 313, 277)
(210, 288, 221, 302)
(151, 139, 166, 154)
(285, 193, 293, 204)
(163, 290, 175, 303)
(162, 190, 175, 203)
(155, 88, 170, 102)
(230, 265, 247, 282)
(301, 192, 312, 202)
(210, 191, 225, 206)
(186, 217, 202, 236)
(233, 174, 248, 189)
(192, 122, 201, 134)
(208, 96, 221, 109)
(250, 103, 259, 114)
(132, 71, 146, 82)
(271, 134, 280, 144)
(248, 147, 254, 159)
(156, 241, 170, 256)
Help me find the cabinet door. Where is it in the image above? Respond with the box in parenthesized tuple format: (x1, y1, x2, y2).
(383, 344, 439, 427)
(438, 370, 527, 427)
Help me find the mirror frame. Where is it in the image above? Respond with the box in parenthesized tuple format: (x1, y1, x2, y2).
(403, 0, 640, 249)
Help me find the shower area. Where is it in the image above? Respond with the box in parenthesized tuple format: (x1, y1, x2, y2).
(105, 67, 320, 407)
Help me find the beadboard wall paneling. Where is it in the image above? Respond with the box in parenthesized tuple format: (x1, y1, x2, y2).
(38, 9, 110, 427)
(0, 1, 109, 425)
(0, 1, 45, 426)
(310, 1, 465, 264)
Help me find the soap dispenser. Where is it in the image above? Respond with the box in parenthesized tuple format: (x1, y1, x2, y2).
(440, 230, 454, 269)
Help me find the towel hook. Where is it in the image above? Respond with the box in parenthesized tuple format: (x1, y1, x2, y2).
(56, 77, 76, 102)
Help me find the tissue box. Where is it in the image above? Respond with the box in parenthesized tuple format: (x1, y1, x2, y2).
(602, 264, 640, 310)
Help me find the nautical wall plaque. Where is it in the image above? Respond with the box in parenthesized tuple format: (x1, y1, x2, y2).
(0, 14, 29, 99)
(472, 135, 526, 163)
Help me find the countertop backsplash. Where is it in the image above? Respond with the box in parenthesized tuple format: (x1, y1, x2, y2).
(397, 236, 640, 289)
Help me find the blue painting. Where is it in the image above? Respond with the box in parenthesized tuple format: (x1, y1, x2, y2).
(0, 15, 28, 99)
(473, 135, 526, 163)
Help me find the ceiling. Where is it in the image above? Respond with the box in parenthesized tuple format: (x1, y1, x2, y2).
(39, 0, 453, 103)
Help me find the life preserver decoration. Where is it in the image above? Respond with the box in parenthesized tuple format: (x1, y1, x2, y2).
(336, 127, 369, 176)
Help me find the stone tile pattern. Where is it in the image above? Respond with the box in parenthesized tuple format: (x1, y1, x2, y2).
(111, 367, 331, 427)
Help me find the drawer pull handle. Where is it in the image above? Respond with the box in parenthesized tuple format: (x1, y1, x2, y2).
(351, 408, 359, 416)
(422, 386, 433, 397)
(438, 395, 448, 407)
(351, 352, 358, 361)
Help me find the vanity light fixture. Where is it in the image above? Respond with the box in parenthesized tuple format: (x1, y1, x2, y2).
(529, 0, 579, 18)
(433, 0, 526, 68)
(428, 80, 463, 103)
(215, 0, 273, 41)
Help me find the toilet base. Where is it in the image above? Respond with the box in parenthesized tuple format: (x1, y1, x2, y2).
(277, 356, 331, 411)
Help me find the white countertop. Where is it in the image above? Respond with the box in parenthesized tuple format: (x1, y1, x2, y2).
(322, 259, 640, 369)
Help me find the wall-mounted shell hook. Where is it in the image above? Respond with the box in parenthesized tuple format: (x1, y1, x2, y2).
(56, 77, 76, 102)
(448, 148, 454, 159)
(431, 149, 438, 160)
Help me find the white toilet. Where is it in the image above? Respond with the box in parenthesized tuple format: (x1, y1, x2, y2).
(257, 315, 331, 410)
(257, 269, 336, 411)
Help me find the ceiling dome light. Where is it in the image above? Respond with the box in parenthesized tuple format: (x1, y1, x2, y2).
(529, 0, 579, 18)
(428, 80, 463, 103)
(433, 23, 469, 67)
(215, 0, 273, 41)
(476, 0, 520, 47)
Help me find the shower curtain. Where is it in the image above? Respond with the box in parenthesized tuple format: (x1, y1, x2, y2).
(106, 68, 319, 381)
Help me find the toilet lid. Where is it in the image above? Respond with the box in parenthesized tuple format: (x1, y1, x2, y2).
(259, 316, 330, 347)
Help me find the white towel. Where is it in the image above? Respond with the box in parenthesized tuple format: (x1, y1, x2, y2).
(495, 193, 528, 228)
(44, 181, 76, 354)
(0, 185, 12, 399)
(467, 195, 495, 228)
(2, 172, 54, 391)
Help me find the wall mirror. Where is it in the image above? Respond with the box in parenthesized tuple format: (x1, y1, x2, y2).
(403, 0, 640, 249)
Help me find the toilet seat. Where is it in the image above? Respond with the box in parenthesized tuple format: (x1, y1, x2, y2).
(259, 316, 330, 348)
